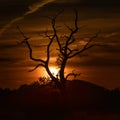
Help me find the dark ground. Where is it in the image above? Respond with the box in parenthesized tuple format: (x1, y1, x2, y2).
(0, 80, 120, 120)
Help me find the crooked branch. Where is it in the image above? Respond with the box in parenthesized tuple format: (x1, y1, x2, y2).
(17, 26, 46, 64)
(68, 31, 102, 58)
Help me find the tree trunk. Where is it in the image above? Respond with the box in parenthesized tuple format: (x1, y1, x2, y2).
(60, 58, 67, 84)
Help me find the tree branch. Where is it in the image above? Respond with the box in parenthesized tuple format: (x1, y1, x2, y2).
(68, 31, 102, 58)
(66, 71, 80, 80)
(83, 30, 101, 49)
(44, 10, 64, 56)
(17, 26, 46, 63)
(64, 10, 79, 55)
(28, 63, 45, 72)
(45, 30, 55, 62)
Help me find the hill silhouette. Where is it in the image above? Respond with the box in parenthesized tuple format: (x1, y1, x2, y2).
(0, 80, 120, 120)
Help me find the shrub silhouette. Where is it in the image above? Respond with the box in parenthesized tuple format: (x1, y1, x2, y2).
(0, 88, 11, 97)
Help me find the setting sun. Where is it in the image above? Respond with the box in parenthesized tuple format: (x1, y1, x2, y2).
(49, 67, 59, 77)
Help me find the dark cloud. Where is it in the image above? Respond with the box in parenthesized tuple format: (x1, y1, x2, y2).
(0, 0, 56, 35)
(77, 0, 120, 6)
(0, 0, 119, 19)
(0, 58, 17, 63)
(52, 0, 120, 7)
(0, 0, 40, 18)
(68, 53, 120, 67)
(0, 0, 119, 24)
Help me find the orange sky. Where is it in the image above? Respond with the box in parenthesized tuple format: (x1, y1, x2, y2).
(0, 0, 120, 89)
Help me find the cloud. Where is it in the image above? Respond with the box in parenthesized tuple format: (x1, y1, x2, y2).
(24, 0, 55, 15)
(104, 32, 119, 38)
(0, 0, 55, 36)
(0, 17, 24, 36)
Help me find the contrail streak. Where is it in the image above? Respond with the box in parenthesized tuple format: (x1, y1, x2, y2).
(24, 0, 55, 15)
(0, 0, 55, 36)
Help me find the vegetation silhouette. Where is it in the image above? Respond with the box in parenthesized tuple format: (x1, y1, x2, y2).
(17, 10, 103, 94)
(0, 80, 120, 120)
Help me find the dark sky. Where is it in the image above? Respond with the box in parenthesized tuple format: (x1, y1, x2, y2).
(0, 0, 120, 19)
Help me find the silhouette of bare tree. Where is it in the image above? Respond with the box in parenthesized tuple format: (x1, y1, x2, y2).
(17, 10, 102, 93)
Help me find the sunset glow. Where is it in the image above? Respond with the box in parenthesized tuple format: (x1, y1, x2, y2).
(49, 67, 59, 77)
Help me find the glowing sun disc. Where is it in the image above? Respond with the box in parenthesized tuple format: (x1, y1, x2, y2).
(50, 67, 59, 76)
